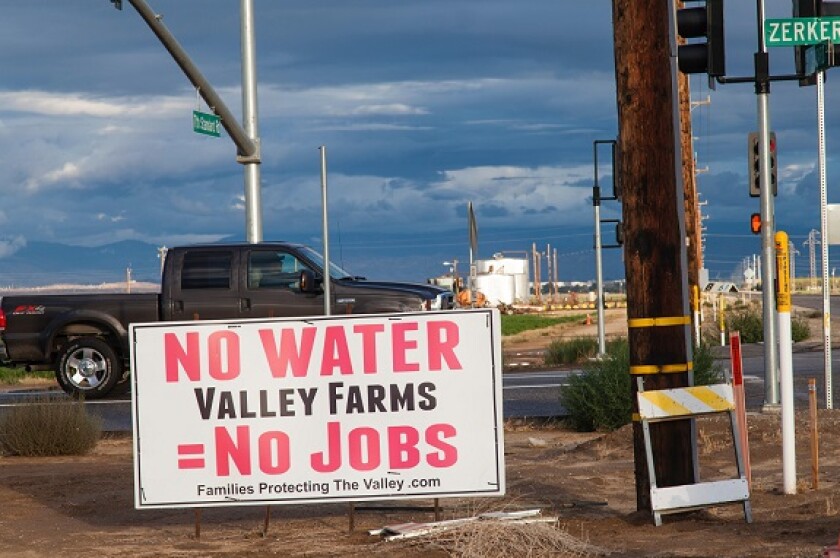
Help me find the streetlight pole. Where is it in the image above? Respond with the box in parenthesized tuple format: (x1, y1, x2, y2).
(240, 0, 262, 243)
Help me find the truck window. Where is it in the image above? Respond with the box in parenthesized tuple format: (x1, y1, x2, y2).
(248, 251, 308, 290)
(181, 251, 232, 290)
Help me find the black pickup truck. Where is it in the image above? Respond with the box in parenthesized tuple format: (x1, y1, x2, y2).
(0, 242, 454, 398)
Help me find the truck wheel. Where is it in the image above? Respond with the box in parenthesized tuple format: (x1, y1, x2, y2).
(55, 338, 122, 399)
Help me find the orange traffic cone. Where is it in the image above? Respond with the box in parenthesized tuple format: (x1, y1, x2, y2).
(585, 314, 592, 325)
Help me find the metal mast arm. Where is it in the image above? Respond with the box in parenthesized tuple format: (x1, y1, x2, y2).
(125, 0, 259, 163)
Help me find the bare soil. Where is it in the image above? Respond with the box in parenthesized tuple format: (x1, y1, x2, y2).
(2, 413, 840, 557)
(2, 306, 840, 557)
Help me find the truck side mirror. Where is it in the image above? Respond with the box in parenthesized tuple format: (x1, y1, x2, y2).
(299, 269, 322, 293)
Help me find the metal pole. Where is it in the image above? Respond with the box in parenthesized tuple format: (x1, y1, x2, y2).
(320, 146, 332, 316)
(756, 0, 779, 410)
(240, 0, 262, 243)
(817, 70, 832, 408)
(593, 183, 606, 356)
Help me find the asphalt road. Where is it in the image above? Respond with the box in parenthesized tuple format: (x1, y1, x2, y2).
(5, 344, 840, 431)
(0, 369, 580, 432)
(3, 291, 838, 429)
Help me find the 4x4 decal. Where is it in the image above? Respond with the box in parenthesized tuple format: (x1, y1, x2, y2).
(11, 305, 46, 315)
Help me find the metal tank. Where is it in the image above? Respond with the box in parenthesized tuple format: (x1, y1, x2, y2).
(474, 273, 517, 306)
(474, 255, 530, 303)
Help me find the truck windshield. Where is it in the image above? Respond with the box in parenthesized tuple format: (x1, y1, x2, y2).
(298, 246, 354, 280)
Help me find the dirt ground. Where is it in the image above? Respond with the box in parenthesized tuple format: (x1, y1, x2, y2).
(3, 306, 840, 557)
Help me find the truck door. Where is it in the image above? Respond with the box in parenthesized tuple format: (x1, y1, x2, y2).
(240, 248, 326, 318)
(164, 249, 243, 321)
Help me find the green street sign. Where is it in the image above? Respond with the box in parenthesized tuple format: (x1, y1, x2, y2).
(193, 110, 221, 137)
(765, 17, 840, 46)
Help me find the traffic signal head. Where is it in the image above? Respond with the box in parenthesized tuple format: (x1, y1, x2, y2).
(110, 0, 123, 9)
(750, 213, 761, 235)
(615, 222, 624, 246)
(677, 0, 726, 77)
(748, 132, 777, 197)
(748, 132, 760, 197)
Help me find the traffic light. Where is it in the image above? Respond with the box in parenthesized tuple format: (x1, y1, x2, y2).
(676, 0, 726, 77)
(110, 0, 122, 9)
(748, 131, 777, 197)
(750, 213, 761, 235)
(615, 222, 624, 246)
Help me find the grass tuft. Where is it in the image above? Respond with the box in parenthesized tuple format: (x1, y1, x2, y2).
(500, 314, 584, 336)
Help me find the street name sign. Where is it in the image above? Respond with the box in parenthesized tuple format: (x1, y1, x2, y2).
(130, 309, 505, 509)
(193, 110, 221, 137)
(765, 17, 840, 47)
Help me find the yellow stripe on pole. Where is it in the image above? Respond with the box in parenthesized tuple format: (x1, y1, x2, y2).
(629, 362, 693, 375)
(628, 316, 691, 328)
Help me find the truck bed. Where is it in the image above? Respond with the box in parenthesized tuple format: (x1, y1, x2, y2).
(1, 293, 159, 362)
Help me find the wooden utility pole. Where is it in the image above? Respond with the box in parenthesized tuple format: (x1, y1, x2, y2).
(676, 0, 702, 291)
(612, 0, 695, 511)
(679, 71, 701, 290)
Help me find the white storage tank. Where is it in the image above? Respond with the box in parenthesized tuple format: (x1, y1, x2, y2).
(474, 254, 530, 303)
(475, 273, 516, 306)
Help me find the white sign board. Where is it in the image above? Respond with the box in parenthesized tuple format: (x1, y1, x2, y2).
(131, 309, 504, 509)
(827, 204, 840, 245)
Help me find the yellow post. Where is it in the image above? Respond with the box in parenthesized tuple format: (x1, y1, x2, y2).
(775, 231, 791, 313)
(775, 230, 796, 494)
(718, 294, 726, 346)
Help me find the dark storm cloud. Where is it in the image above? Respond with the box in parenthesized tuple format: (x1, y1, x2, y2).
(0, 0, 834, 284)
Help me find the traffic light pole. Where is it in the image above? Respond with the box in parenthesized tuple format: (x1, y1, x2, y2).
(592, 139, 619, 357)
(755, 0, 781, 410)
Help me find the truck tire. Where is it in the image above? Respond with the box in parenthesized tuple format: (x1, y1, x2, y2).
(55, 337, 122, 399)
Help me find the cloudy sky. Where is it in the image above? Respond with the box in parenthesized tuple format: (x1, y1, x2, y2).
(0, 1, 835, 285)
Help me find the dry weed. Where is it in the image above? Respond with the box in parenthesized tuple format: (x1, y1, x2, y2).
(415, 519, 612, 557)
(826, 497, 838, 516)
(697, 428, 730, 456)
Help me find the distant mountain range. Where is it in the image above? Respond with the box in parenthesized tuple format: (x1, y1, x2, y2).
(0, 240, 163, 288)
(0, 234, 631, 289)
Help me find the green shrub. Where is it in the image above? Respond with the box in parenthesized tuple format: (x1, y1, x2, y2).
(0, 397, 102, 456)
(791, 314, 811, 343)
(727, 308, 764, 343)
(693, 342, 723, 386)
(560, 339, 632, 431)
(560, 339, 724, 432)
(722, 306, 810, 344)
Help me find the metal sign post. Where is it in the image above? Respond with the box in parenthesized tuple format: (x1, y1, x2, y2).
(817, 70, 833, 409)
(319, 146, 332, 316)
